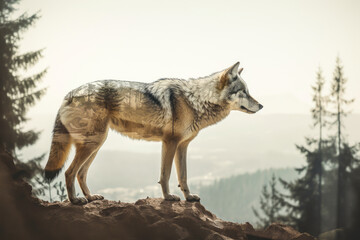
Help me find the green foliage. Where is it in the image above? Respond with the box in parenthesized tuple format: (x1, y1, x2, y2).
(274, 57, 359, 237)
(279, 140, 337, 235)
(329, 57, 354, 126)
(53, 181, 67, 202)
(311, 67, 329, 129)
(268, 65, 334, 236)
(36, 178, 67, 202)
(13, 153, 45, 189)
(320, 142, 360, 234)
(0, 0, 57, 201)
(252, 174, 287, 229)
(328, 57, 356, 230)
(0, 0, 47, 153)
(11, 151, 67, 202)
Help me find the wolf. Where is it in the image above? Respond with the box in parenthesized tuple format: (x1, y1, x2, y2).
(44, 62, 263, 205)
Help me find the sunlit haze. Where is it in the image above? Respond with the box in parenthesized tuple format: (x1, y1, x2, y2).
(16, 0, 360, 190)
(18, 0, 360, 116)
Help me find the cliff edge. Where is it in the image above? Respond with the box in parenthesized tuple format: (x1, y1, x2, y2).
(0, 151, 314, 240)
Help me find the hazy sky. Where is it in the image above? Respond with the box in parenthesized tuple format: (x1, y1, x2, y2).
(12, 0, 360, 189)
(17, 0, 360, 118)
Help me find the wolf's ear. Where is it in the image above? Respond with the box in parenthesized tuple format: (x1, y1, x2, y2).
(219, 62, 239, 90)
(227, 62, 240, 77)
(238, 68, 244, 75)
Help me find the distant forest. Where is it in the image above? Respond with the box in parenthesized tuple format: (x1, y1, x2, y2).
(195, 168, 297, 223)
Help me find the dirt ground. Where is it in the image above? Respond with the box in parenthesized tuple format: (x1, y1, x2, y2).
(0, 151, 315, 240)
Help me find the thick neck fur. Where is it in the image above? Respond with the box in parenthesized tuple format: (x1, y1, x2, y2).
(185, 72, 231, 130)
(149, 70, 231, 131)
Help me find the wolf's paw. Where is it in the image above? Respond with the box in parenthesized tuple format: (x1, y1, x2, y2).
(70, 197, 88, 205)
(86, 194, 104, 202)
(164, 194, 181, 201)
(186, 194, 200, 202)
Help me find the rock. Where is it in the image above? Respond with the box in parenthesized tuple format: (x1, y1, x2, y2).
(263, 223, 316, 240)
(0, 151, 315, 240)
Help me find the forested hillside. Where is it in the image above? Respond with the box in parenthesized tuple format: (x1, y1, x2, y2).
(196, 168, 297, 224)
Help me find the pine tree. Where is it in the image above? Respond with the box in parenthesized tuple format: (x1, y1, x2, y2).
(252, 174, 285, 229)
(0, 0, 47, 154)
(280, 145, 325, 235)
(274, 59, 357, 237)
(311, 67, 328, 232)
(329, 57, 354, 229)
(277, 67, 333, 236)
(347, 156, 360, 238)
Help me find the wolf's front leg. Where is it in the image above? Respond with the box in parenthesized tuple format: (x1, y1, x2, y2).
(159, 140, 180, 201)
(175, 141, 200, 202)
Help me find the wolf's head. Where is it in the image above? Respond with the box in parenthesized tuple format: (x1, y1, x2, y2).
(218, 62, 263, 114)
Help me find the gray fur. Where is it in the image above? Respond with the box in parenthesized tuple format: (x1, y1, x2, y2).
(44, 62, 263, 204)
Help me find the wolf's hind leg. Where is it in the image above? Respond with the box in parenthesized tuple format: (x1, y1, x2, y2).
(77, 150, 104, 202)
(175, 141, 200, 202)
(65, 144, 100, 205)
(159, 140, 180, 201)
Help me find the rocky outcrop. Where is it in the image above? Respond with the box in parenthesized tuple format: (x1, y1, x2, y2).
(0, 151, 315, 240)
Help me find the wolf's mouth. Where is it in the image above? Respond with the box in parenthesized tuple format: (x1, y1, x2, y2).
(240, 106, 256, 114)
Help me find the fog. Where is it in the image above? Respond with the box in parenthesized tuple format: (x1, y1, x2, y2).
(17, 0, 360, 120)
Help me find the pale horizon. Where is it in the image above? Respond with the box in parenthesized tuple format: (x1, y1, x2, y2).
(15, 0, 360, 121)
(16, 0, 360, 172)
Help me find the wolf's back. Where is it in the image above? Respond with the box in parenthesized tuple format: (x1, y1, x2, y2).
(44, 113, 72, 181)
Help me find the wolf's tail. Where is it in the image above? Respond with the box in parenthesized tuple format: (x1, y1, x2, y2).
(44, 113, 72, 182)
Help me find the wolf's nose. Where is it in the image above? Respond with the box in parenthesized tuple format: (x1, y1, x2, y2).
(259, 104, 263, 109)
